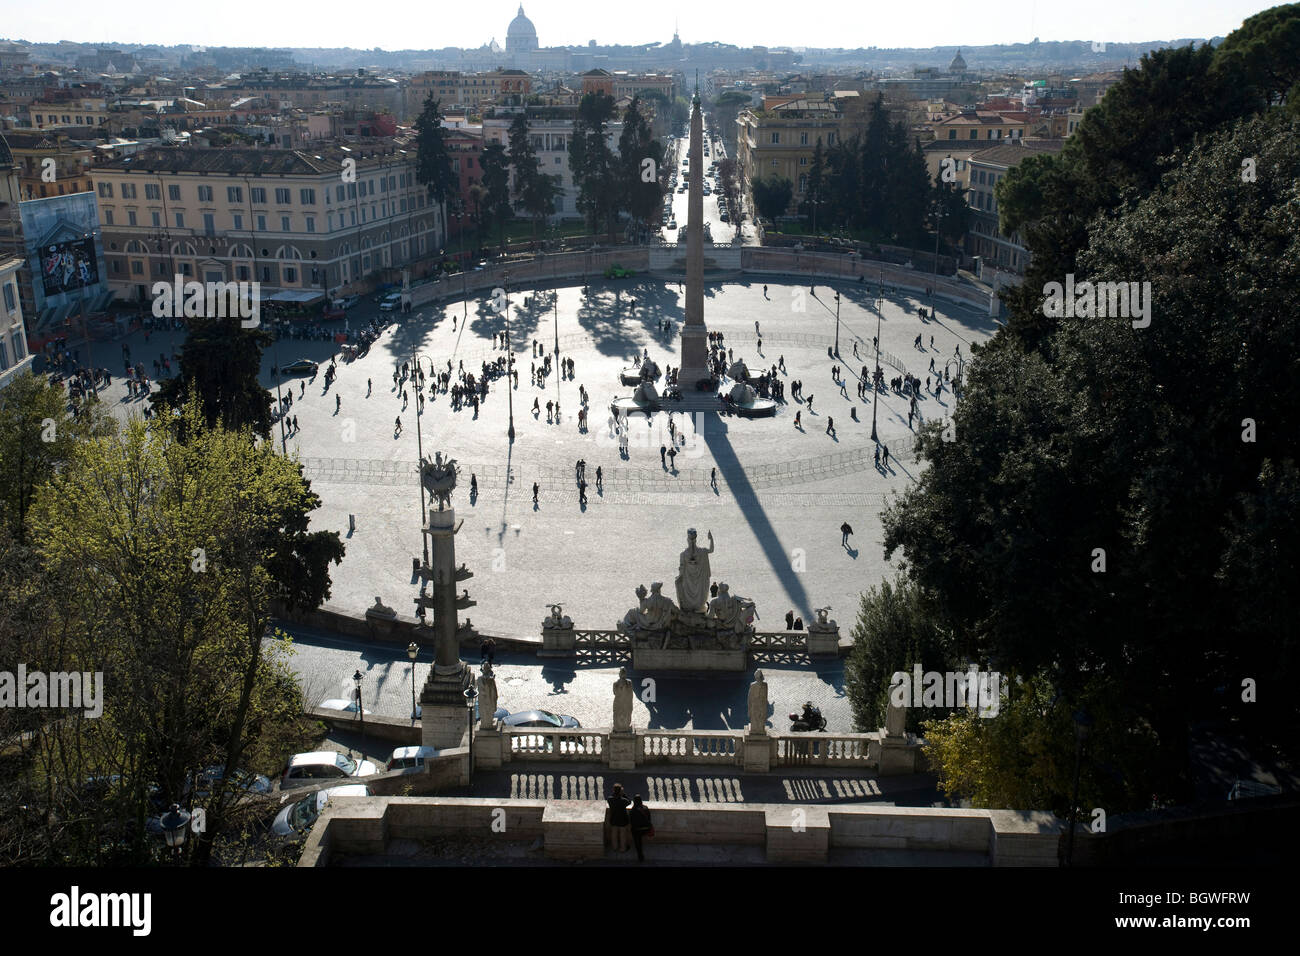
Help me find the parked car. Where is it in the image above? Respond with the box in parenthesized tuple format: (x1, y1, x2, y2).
(281, 358, 318, 375)
(378, 292, 402, 312)
(271, 784, 371, 839)
(319, 698, 371, 716)
(385, 746, 442, 771)
(187, 765, 273, 802)
(280, 751, 378, 791)
(500, 709, 581, 729)
(322, 301, 346, 320)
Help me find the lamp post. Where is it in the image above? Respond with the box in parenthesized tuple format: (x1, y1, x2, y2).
(833, 290, 841, 358)
(504, 270, 515, 441)
(407, 642, 419, 723)
(353, 669, 365, 760)
(1065, 708, 1093, 866)
(159, 803, 191, 864)
(870, 305, 882, 443)
(411, 347, 434, 566)
(463, 683, 478, 781)
(930, 203, 945, 319)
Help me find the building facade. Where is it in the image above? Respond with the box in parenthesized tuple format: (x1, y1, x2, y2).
(964, 140, 1063, 273)
(0, 256, 34, 390)
(91, 145, 443, 303)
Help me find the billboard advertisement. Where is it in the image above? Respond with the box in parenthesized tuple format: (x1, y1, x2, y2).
(39, 236, 100, 298)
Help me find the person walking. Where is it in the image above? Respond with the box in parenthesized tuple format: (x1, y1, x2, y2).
(930, 335, 934, 349)
(578, 480, 587, 505)
(595, 466, 603, 492)
(533, 482, 539, 505)
(874, 445, 881, 468)
(533, 397, 540, 415)
(826, 416, 835, 436)
(470, 473, 478, 497)
(805, 393, 813, 412)
(841, 521, 854, 547)
(794, 410, 802, 428)
(882, 445, 890, 467)
(394, 415, 402, 435)
(335, 394, 341, 414)
(629, 795, 653, 862)
(660, 445, 667, 468)
(607, 784, 632, 852)
(785, 609, 795, 630)
(710, 467, 718, 490)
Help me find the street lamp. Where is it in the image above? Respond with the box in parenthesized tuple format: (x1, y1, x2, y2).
(930, 203, 946, 319)
(411, 348, 436, 565)
(504, 270, 515, 441)
(353, 669, 365, 759)
(1065, 708, 1093, 866)
(159, 803, 191, 864)
(870, 305, 882, 443)
(463, 683, 478, 781)
(833, 290, 841, 358)
(407, 642, 420, 722)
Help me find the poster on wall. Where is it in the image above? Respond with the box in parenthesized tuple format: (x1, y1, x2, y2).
(40, 237, 99, 298)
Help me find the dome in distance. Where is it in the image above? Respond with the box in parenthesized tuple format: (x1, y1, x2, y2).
(507, 6, 539, 52)
(949, 48, 967, 72)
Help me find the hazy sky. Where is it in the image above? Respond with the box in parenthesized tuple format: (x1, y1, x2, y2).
(1, 0, 1281, 51)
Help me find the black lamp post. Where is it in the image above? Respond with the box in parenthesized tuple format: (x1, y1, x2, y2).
(1065, 708, 1093, 866)
(353, 669, 365, 759)
(504, 270, 515, 441)
(463, 683, 478, 781)
(407, 642, 419, 723)
(870, 305, 882, 443)
(159, 803, 191, 864)
(833, 290, 841, 358)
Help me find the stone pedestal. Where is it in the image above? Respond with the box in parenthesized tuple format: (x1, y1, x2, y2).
(743, 733, 772, 772)
(765, 805, 830, 864)
(473, 728, 506, 770)
(806, 624, 840, 658)
(878, 732, 918, 776)
(418, 615, 472, 750)
(632, 644, 746, 671)
(539, 623, 575, 657)
(608, 730, 637, 771)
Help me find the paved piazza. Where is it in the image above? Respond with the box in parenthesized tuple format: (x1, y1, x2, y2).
(98, 276, 994, 647)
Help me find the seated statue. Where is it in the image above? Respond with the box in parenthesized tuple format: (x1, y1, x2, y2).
(643, 582, 678, 629)
(633, 380, 660, 406)
(707, 582, 752, 635)
(620, 584, 651, 632)
(728, 382, 757, 406)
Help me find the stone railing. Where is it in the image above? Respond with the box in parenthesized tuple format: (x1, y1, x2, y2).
(748, 631, 808, 651)
(506, 728, 605, 761)
(572, 629, 632, 649)
(640, 729, 743, 765)
(776, 734, 876, 768)
(480, 725, 905, 774)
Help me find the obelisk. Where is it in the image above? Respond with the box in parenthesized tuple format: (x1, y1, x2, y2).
(677, 84, 710, 390)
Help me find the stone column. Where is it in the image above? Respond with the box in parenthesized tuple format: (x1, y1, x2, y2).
(677, 88, 710, 389)
(417, 505, 473, 750)
(806, 610, 840, 658)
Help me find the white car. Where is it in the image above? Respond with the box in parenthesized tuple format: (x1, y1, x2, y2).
(319, 698, 371, 716)
(271, 784, 371, 838)
(386, 746, 442, 771)
(378, 292, 402, 312)
(280, 751, 378, 790)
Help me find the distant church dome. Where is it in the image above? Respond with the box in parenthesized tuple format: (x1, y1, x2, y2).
(949, 48, 967, 72)
(507, 5, 539, 53)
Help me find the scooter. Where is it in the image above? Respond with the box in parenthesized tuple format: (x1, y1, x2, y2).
(789, 703, 827, 733)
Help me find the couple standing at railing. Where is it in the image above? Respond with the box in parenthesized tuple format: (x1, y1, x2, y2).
(606, 782, 654, 862)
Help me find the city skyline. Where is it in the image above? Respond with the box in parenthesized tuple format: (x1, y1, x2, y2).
(0, 0, 1280, 55)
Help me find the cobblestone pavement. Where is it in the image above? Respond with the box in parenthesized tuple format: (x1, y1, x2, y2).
(96, 278, 993, 643)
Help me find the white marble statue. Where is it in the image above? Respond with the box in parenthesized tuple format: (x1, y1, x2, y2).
(477, 663, 498, 731)
(644, 582, 677, 629)
(675, 529, 714, 613)
(613, 666, 634, 732)
(748, 670, 768, 736)
(885, 694, 907, 738)
(707, 582, 749, 634)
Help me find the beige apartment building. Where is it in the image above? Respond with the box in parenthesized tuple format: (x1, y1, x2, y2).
(1, 131, 95, 199)
(404, 69, 533, 119)
(90, 145, 444, 302)
(29, 97, 111, 131)
(736, 93, 867, 212)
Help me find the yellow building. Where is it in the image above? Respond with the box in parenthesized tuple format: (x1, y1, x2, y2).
(736, 93, 866, 213)
(931, 108, 1028, 143)
(90, 145, 443, 302)
(1, 131, 95, 200)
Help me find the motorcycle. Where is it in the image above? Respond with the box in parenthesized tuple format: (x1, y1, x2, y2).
(788, 703, 827, 733)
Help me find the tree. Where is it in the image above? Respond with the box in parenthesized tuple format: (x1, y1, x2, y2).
(801, 139, 826, 228)
(569, 92, 619, 239)
(881, 110, 1300, 808)
(843, 576, 954, 735)
(479, 142, 513, 253)
(751, 175, 793, 222)
(618, 96, 666, 237)
(150, 319, 273, 439)
(414, 96, 457, 250)
(14, 402, 341, 864)
(1211, 2, 1300, 110)
(507, 113, 558, 241)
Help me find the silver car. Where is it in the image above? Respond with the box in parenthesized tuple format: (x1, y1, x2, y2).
(280, 751, 378, 791)
(271, 784, 371, 839)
